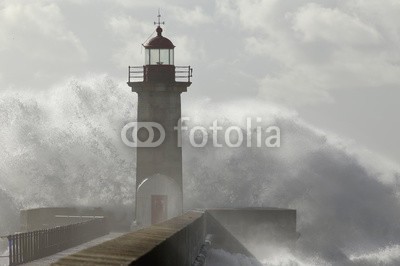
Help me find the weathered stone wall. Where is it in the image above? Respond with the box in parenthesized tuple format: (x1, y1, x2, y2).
(207, 208, 298, 259)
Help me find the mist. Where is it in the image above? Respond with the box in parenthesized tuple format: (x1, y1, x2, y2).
(0, 76, 400, 265)
(181, 99, 400, 265)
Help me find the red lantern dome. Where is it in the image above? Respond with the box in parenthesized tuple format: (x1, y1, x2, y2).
(144, 27, 175, 49)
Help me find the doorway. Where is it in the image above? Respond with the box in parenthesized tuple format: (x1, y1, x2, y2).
(151, 194, 168, 224)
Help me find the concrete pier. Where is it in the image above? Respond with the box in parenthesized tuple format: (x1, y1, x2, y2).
(53, 208, 297, 265)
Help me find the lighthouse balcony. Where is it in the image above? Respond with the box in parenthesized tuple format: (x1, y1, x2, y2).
(128, 65, 193, 84)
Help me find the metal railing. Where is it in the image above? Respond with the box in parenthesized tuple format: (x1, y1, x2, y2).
(128, 66, 193, 83)
(175, 66, 193, 82)
(128, 66, 144, 82)
(4, 218, 109, 266)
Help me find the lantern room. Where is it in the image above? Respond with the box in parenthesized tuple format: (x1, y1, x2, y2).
(142, 26, 176, 82)
(127, 13, 192, 85)
(144, 27, 175, 65)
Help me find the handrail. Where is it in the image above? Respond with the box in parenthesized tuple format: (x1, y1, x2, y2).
(175, 66, 193, 82)
(5, 218, 109, 266)
(128, 66, 193, 83)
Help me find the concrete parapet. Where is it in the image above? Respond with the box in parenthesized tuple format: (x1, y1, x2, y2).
(20, 207, 106, 232)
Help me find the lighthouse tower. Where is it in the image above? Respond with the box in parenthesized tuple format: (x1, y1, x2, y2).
(127, 13, 192, 227)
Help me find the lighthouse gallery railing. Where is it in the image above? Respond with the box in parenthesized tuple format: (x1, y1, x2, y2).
(128, 65, 193, 83)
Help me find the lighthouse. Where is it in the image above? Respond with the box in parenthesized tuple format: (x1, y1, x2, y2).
(127, 13, 192, 227)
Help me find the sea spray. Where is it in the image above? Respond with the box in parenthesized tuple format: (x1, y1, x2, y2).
(0, 76, 399, 264)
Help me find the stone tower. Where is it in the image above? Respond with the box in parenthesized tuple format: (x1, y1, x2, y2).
(127, 14, 192, 226)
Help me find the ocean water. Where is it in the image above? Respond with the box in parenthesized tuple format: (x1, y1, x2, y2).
(0, 76, 399, 265)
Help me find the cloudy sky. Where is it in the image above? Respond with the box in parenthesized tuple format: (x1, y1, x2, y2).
(0, 0, 399, 164)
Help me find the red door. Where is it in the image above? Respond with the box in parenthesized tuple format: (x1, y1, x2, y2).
(151, 195, 168, 224)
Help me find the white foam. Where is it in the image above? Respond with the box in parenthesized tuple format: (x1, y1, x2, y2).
(0, 76, 399, 264)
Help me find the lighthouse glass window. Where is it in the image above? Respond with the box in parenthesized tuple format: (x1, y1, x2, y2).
(159, 49, 170, 64)
(146, 49, 173, 65)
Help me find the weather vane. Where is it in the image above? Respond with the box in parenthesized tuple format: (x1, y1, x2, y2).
(154, 9, 165, 27)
